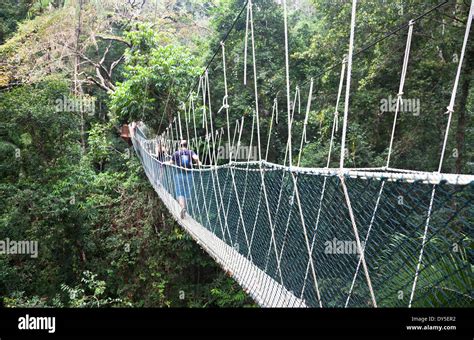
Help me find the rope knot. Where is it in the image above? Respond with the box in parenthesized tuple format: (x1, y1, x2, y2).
(273, 97, 279, 124)
(397, 93, 404, 106)
(334, 111, 340, 132)
(217, 95, 230, 114)
(445, 106, 454, 115)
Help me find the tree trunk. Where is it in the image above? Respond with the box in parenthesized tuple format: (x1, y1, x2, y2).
(74, 0, 86, 154)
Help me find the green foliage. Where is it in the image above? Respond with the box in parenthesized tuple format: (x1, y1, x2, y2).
(197, 0, 473, 171)
(61, 271, 131, 307)
(0, 75, 253, 307)
(1, 0, 471, 309)
(208, 277, 255, 307)
(87, 122, 115, 166)
(0, 0, 32, 44)
(3, 291, 63, 308)
(110, 24, 200, 130)
(296, 0, 474, 171)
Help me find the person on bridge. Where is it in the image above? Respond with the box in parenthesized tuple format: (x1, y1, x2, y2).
(154, 139, 168, 185)
(168, 140, 201, 219)
(155, 139, 167, 163)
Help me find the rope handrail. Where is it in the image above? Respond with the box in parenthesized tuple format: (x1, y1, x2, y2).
(136, 128, 474, 185)
(132, 128, 474, 308)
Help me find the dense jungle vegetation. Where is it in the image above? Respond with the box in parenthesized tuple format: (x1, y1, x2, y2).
(0, 0, 472, 307)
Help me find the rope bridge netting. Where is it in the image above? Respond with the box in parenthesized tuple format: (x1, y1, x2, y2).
(130, 0, 474, 307)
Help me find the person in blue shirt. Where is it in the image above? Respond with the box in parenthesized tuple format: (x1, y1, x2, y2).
(168, 140, 201, 219)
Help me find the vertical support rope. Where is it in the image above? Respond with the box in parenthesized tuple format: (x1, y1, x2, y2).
(244, 2, 250, 86)
(201, 76, 207, 129)
(220, 41, 238, 238)
(186, 98, 203, 222)
(297, 79, 313, 166)
(300, 61, 344, 298)
(408, 185, 436, 308)
(221, 42, 232, 155)
(345, 180, 385, 307)
(336, 0, 378, 308)
(438, 0, 473, 173)
(239, 113, 256, 237)
(340, 176, 377, 307)
(339, 0, 357, 169)
(266, 86, 298, 244)
(249, 0, 261, 161)
(265, 98, 279, 161)
(386, 20, 414, 168)
(227, 118, 252, 258)
(330, 57, 346, 160)
(178, 108, 183, 141)
(276, 82, 311, 266)
(262, 98, 280, 271)
(283, 0, 292, 167)
(346, 18, 415, 307)
(251, 46, 320, 302)
(214, 128, 233, 245)
(205, 63, 234, 246)
(192, 87, 212, 230)
(279, 78, 324, 307)
(290, 173, 323, 307)
(246, 0, 284, 283)
(409, 0, 473, 308)
(202, 71, 225, 237)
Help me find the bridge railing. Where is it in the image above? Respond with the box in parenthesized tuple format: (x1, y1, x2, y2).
(132, 127, 473, 308)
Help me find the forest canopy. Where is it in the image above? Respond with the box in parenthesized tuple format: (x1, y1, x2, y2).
(0, 0, 472, 307)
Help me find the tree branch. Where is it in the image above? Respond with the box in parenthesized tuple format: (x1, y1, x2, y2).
(95, 34, 131, 48)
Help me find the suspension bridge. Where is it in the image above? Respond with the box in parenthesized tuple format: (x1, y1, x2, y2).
(131, 0, 473, 307)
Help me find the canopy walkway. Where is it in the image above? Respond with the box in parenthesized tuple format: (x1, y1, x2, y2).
(131, 0, 474, 307)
